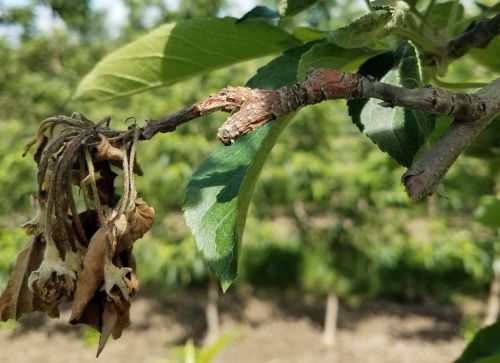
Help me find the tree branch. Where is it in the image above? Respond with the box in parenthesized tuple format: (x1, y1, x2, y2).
(139, 69, 498, 201)
(446, 13, 500, 59)
(402, 78, 500, 201)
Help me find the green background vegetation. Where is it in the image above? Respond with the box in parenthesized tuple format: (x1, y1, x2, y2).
(0, 1, 499, 359)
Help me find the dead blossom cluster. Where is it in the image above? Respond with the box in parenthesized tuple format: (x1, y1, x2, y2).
(0, 114, 154, 356)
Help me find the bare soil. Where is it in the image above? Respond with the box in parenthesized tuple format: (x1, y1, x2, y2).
(0, 289, 469, 363)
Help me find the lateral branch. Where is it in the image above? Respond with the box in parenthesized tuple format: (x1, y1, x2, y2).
(140, 69, 499, 202)
(446, 13, 500, 59)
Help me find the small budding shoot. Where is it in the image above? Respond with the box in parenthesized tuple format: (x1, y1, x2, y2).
(0, 113, 154, 356)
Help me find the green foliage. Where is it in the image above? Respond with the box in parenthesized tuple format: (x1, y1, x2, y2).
(297, 42, 385, 79)
(135, 235, 207, 291)
(164, 330, 242, 363)
(0, 228, 28, 291)
(475, 196, 500, 228)
(455, 323, 500, 363)
(185, 45, 310, 291)
(460, 314, 482, 342)
(326, 9, 392, 48)
(1, 1, 499, 357)
(375, 218, 491, 301)
(74, 17, 300, 100)
(300, 228, 379, 305)
(0, 121, 37, 213)
(237, 6, 280, 23)
(279, 0, 319, 17)
(426, 1, 468, 37)
(351, 42, 435, 166)
(469, 36, 500, 72)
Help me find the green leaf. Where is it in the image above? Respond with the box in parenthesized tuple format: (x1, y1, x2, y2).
(184, 45, 311, 290)
(455, 323, 500, 363)
(354, 43, 435, 167)
(236, 6, 279, 24)
(475, 196, 500, 228)
(326, 10, 392, 49)
(469, 36, 500, 73)
(292, 27, 326, 42)
(279, 0, 319, 17)
(427, 1, 468, 37)
(297, 42, 387, 80)
(74, 17, 300, 101)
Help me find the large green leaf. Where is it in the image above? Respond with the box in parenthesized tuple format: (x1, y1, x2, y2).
(184, 45, 311, 290)
(74, 17, 301, 101)
(297, 42, 386, 80)
(455, 323, 500, 363)
(354, 43, 435, 167)
(326, 10, 392, 49)
(279, 0, 319, 17)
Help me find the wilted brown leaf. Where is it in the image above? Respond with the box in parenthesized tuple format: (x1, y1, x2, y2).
(116, 199, 154, 253)
(70, 227, 107, 322)
(96, 136, 124, 162)
(97, 301, 118, 357)
(0, 237, 44, 321)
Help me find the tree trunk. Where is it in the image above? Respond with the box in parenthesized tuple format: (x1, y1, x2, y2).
(204, 277, 220, 345)
(483, 258, 500, 326)
(322, 292, 339, 347)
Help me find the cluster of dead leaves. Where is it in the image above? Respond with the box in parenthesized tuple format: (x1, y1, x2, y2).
(0, 114, 154, 356)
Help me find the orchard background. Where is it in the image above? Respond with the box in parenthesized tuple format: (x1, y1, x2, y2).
(0, 0, 499, 362)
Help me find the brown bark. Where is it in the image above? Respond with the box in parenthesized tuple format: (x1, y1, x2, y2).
(139, 70, 499, 202)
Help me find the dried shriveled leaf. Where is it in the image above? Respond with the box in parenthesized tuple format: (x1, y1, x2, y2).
(97, 301, 118, 357)
(69, 293, 104, 331)
(0, 237, 44, 320)
(116, 199, 154, 252)
(96, 136, 124, 162)
(70, 228, 107, 322)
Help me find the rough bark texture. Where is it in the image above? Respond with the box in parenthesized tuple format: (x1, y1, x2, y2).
(402, 78, 500, 201)
(140, 69, 499, 201)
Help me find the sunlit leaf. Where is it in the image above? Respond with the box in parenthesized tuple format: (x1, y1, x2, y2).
(297, 42, 386, 80)
(292, 27, 326, 42)
(75, 17, 300, 101)
(326, 10, 392, 49)
(184, 45, 311, 290)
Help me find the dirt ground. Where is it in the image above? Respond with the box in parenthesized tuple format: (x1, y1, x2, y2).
(0, 289, 470, 363)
